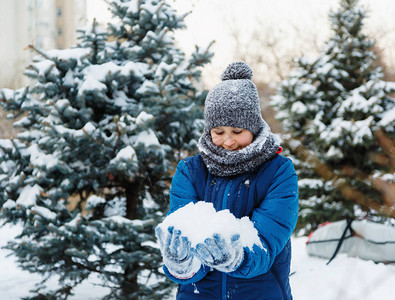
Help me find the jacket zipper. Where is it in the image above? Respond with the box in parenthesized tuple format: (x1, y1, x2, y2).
(221, 179, 232, 300)
(222, 179, 232, 211)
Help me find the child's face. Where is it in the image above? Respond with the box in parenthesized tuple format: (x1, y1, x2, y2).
(210, 126, 253, 151)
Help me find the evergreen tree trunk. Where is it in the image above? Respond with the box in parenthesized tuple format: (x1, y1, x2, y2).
(123, 182, 141, 300)
(124, 182, 139, 299)
(121, 264, 139, 300)
(125, 181, 140, 220)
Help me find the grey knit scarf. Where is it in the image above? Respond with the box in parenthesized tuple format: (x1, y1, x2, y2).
(197, 124, 280, 177)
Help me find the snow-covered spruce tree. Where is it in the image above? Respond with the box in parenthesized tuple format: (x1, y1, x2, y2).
(272, 0, 395, 232)
(0, 0, 213, 298)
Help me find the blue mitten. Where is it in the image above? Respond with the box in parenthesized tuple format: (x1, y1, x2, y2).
(193, 233, 244, 273)
(155, 226, 201, 279)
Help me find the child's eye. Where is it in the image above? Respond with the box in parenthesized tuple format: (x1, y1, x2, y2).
(233, 130, 242, 134)
(213, 131, 224, 135)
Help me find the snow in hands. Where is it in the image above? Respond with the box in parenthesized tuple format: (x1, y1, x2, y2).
(156, 202, 263, 275)
(157, 201, 263, 250)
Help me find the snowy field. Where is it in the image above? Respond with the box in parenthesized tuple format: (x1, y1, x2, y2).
(1, 223, 395, 300)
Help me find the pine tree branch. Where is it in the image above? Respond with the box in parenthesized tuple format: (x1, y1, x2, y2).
(81, 127, 103, 146)
(112, 115, 123, 158)
(154, 2, 165, 15)
(374, 129, 395, 169)
(285, 137, 395, 219)
(27, 44, 52, 61)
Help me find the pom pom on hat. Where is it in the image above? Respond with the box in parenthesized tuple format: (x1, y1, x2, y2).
(220, 61, 253, 81)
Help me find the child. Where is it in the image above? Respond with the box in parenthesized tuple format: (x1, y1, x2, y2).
(155, 62, 299, 299)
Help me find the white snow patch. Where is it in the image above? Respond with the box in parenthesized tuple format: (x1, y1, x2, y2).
(110, 146, 138, 169)
(29, 144, 58, 169)
(47, 48, 90, 61)
(86, 195, 106, 210)
(0, 139, 14, 151)
(290, 237, 395, 300)
(33, 60, 59, 78)
(31, 205, 57, 220)
(82, 62, 119, 82)
(291, 101, 307, 114)
(298, 179, 323, 189)
(78, 75, 107, 95)
(126, 0, 139, 14)
(326, 145, 344, 159)
(135, 111, 154, 125)
(82, 122, 96, 134)
(2, 200, 16, 209)
(134, 129, 160, 147)
(104, 215, 134, 225)
(379, 106, 395, 126)
(136, 80, 159, 95)
(65, 213, 83, 228)
(16, 184, 43, 207)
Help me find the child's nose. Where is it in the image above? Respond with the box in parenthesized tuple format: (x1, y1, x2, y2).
(223, 135, 235, 146)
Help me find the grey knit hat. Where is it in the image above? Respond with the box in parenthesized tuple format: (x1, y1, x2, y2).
(204, 61, 264, 135)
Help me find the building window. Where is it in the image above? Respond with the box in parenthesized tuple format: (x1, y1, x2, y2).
(57, 7, 62, 17)
(58, 28, 62, 36)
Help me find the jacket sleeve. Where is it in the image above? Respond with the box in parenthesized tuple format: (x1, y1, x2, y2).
(163, 159, 210, 284)
(168, 159, 199, 214)
(230, 157, 299, 278)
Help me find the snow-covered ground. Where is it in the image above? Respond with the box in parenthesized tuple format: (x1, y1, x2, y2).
(290, 237, 395, 300)
(0, 223, 110, 300)
(1, 223, 395, 300)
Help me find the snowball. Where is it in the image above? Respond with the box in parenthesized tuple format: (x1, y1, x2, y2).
(158, 202, 263, 249)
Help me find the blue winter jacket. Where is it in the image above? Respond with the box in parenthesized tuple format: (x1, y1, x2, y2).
(164, 154, 299, 300)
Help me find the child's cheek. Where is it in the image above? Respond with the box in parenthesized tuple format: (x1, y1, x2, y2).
(240, 137, 249, 146)
(238, 136, 253, 148)
(212, 135, 223, 147)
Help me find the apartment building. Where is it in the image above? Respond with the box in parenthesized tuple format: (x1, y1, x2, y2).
(0, 0, 87, 89)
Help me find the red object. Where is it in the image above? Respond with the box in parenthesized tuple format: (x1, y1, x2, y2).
(306, 221, 331, 244)
(276, 146, 283, 154)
